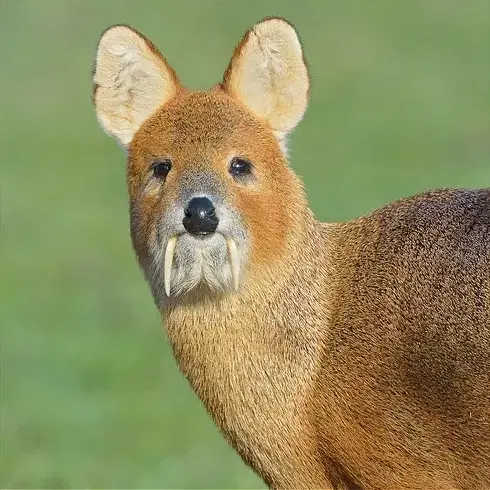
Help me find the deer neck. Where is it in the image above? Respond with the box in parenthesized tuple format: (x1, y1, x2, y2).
(162, 209, 331, 412)
(161, 210, 335, 485)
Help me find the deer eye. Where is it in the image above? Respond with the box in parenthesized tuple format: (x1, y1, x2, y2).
(151, 159, 172, 179)
(229, 157, 252, 178)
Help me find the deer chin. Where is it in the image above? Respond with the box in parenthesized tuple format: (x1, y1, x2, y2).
(162, 232, 240, 298)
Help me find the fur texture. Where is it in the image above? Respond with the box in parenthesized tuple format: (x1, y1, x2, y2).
(92, 18, 490, 490)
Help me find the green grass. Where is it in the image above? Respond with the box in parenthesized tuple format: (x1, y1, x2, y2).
(1, 0, 488, 487)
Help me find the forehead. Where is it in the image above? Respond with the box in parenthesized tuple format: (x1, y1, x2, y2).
(132, 90, 271, 156)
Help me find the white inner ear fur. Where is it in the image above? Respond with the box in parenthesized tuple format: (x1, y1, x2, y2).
(224, 19, 309, 142)
(93, 26, 178, 148)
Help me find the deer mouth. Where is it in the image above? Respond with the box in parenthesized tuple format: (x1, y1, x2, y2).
(163, 233, 240, 297)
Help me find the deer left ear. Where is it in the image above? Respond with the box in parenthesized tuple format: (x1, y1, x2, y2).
(222, 18, 310, 142)
(92, 25, 180, 149)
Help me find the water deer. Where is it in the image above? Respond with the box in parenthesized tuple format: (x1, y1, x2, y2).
(92, 17, 490, 490)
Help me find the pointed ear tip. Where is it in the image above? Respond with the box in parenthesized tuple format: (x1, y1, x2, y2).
(253, 17, 301, 38)
(97, 24, 144, 48)
(256, 16, 296, 28)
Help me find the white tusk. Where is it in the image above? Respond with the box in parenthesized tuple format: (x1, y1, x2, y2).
(226, 237, 240, 291)
(164, 236, 177, 297)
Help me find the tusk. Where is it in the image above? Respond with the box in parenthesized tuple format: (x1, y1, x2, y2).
(164, 236, 177, 297)
(226, 237, 240, 291)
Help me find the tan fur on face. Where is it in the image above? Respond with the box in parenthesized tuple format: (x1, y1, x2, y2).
(92, 17, 490, 490)
(128, 89, 306, 283)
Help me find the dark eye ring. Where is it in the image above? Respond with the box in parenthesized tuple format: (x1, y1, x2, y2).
(229, 157, 252, 177)
(152, 159, 172, 178)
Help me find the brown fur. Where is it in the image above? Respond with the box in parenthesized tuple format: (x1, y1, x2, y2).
(93, 19, 490, 490)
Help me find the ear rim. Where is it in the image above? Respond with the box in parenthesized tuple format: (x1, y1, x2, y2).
(221, 17, 311, 137)
(92, 24, 180, 149)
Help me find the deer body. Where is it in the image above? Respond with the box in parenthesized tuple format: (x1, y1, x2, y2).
(92, 18, 490, 490)
(166, 189, 490, 490)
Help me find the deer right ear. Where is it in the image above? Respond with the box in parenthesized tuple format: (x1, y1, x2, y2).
(222, 18, 310, 142)
(92, 25, 179, 149)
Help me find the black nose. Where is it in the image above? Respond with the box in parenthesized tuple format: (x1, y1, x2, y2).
(183, 197, 219, 235)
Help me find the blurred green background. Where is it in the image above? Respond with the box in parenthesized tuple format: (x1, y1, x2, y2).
(1, 0, 488, 488)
